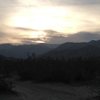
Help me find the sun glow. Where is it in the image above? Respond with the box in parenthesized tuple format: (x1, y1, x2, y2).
(24, 31, 47, 39)
(4, 6, 83, 44)
(7, 6, 77, 32)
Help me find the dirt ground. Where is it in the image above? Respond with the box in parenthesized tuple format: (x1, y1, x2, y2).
(0, 81, 99, 100)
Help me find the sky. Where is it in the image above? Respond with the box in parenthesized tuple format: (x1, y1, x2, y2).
(0, 0, 100, 44)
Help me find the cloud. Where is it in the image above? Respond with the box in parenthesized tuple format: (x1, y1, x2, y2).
(0, 32, 6, 38)
(44, 30, 63, 36)
(51, 0, 100, 6)
(13, 27, 38, 31)
(45, 35, 67, 44)
(44, 30, 69, 44)
(0, 32, 45, 44)
(45, 30, 100, 44)
(66, 32, 100, 42)
(0, 0, 100, 44)
(12, 37, 44, 44)
(0, 0, 19, 25)
(0, 26, 47, 44)
(20, 38, 45, 44)
(0, 28, 100, 44)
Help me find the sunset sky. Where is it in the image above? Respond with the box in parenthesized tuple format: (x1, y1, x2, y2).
(0, 0, 100, 44)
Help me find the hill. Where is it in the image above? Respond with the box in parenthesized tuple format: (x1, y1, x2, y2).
(0, 43, 58, 58)
(42, 40, 100, 59)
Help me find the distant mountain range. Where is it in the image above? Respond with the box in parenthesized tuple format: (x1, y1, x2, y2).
(1, 40, 100, 59)
(42, 40, 100, 59)
(0, 43, 58, 58)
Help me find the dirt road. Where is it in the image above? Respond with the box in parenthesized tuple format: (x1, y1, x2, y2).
(0, 81, 98, 100)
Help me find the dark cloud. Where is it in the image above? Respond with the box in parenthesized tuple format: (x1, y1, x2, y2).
(21, 38, 45, 44)
(66, 32, 100, 42)
(0, 29, 100, 44)
(44, 30, 59, 34)
(13, 27, 38, 31)
(45, 35, 67, 44)
(44, 30, 68, 44)
(20, 38, 44, 41)
(45, 30, 100, 44)
(12, 37, 46, 44)
(44, 30, 63, 37)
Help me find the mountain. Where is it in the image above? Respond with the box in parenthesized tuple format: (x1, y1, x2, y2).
(1, 40, 100, 59)
(42, 40, 100, 59)
(0, 43, 58, 58)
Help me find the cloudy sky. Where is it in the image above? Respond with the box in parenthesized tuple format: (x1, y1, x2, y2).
(0, 0, 100, 44)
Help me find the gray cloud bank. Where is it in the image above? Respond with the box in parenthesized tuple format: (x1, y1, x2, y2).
(0, 28, 100, 44)
(45, 31, 100, 44)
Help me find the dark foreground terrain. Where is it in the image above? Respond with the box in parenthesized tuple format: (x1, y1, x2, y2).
(0, 81, 99, 100)
(0, 47, 100, 100)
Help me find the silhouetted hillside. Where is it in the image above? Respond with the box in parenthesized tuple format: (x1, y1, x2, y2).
(0, 44, 58, 58)
(42, 40, 100, 59)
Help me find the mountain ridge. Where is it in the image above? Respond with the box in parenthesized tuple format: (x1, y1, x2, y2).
(42, 40, 100, 59)
(0, 43, 58, 58)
